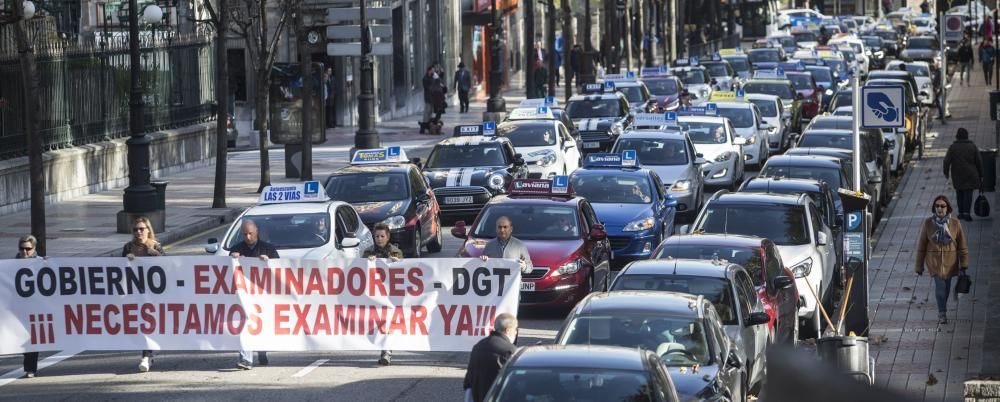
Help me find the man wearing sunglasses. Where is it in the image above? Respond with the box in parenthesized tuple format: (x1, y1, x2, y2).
(15, 235, 41, 378)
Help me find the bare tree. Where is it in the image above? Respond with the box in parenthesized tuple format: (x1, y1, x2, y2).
(230, 0, 301, 192)
(194, 0, 230, 207)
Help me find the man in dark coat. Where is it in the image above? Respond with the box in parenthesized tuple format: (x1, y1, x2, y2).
(16, 235, 41, 378)
(454, 62, 473, 113)
(943, 127, 984, 220)
(463, 313, 518, 402)
(229, 219, 279, 370)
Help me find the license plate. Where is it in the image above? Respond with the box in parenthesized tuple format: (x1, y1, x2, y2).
(583, 142, 601, 149)
(444, 196, 473, 204)
(520, 281, 535, 292)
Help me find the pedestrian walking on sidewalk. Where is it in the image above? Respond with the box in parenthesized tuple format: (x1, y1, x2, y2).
(463, 313, 518, 402)
(15, 235, 42, 378)
(915, 195, 969, 324)
(980, 40, 995, 85)
(454, 62, 472, 113)
(229, 219, 279, 370)
(420, 66, 436, 134)
(943, 128, 984, 220)
(532, 59, 548, 99)
(122, 217, 164, 373)
(958, 39, 974, 85)
(363, 223, 403, 366)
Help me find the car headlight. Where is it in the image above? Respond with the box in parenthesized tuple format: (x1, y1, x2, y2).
(825, 89, 834, 96)
(379, 215, 406, 230)
(671, 180, 691, 191)
(875, 51, 884, 57)
(791, 257, 813, 278)
(612, 122, 624, 134)
(921, 82, 930, 89)
(488, 174, 506, 190)
(700, 88, 709, 97)
(623, 217, 656, 232)
(557, 259, 580, 275)
(744, 135, 757, 144)
(529, 150, 557, 167)
(714, 152, 733, 162)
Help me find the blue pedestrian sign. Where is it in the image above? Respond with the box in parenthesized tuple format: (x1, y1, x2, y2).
(861, 86, 905, 129)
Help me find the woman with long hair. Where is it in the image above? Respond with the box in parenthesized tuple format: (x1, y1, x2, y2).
(122, 216, 165, 372)
(915, 195, 969, 324)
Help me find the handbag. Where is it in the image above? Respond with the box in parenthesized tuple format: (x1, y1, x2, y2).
(974, 191, 990, 217)
(955, 270, 972, 294)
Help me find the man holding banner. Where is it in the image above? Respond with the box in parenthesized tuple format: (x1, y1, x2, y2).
(478, 216, 532, 274)
(363, 223, 404, 366)
(15, 235, 41, 378)
(229, 219, 279, 370)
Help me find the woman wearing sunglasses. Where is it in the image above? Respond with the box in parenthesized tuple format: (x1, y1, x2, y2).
(16, 235, 42, 378)
(121, 216, 164, 372)
(915, 195, 969, 324)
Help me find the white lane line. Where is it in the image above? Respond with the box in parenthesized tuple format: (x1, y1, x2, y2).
(0, 350, 81, 387)
(291, 359, 328, 378)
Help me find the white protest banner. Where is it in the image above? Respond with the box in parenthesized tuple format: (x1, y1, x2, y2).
(0, 256, 520, 354)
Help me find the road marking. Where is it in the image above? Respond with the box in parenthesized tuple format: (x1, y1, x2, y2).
(0, 350, 80, 387)
(291, 359, 328, 378)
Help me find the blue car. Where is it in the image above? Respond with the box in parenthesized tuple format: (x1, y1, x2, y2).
(570, 153, 677, 268)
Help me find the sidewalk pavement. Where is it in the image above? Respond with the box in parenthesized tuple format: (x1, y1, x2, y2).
(0, 79, 531, 258)
(867, 65, 999, 401)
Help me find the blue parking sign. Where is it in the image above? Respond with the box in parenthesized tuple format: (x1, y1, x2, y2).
(861, 86, 905, 128)
(847, 211, 862, 231)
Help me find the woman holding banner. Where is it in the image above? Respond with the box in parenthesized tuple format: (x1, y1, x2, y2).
(16, 235, 42, 378)
(122, 216, 164, 372)
(363, 223, 403, 366)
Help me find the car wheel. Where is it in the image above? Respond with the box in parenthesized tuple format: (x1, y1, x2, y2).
(426, 217, 443, 253)
(409, 225, 423, 258)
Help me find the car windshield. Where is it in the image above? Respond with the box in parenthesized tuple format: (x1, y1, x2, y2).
(861, 37, 882, 48)
(617, 86, 646, 103)
(744, 82, 794, 100)
(567, 99, 622, 118)
(897, 64, 930, 77)
(561, 314, 711, 365)
(749, 50, 781, 63)
(644, 79, 679, 95)
(761, 165, 845, 190)
(775, 37, 797, 48)
(492, 367, 654, 402)
(830, 90, 853, 108)
(704, 63, 730, 76)
(793, 31, 818, 43)
(724, 57, 750, 72)
(571, 174, 654, 204)
(225, 213, 330, 250)
(697, 204, 810, 245)
(613, 138, 689, 165)
(681, 121, 728, 144)
(749, 99, 779, 117)
(674, 69, 708, 85)
(498, 124, 558, 147)
(807, 68, 833, 83)
(425, 144, 506, 168)
(472, 205, 581, 240)
(788, 75, 813, 90)
(611, 275, 739, 325)
(325, 173, 408, 203)
(824, 59, 846, 75)
(907, 37, 938, 50)
(716, 107, 756, 128)
(654, 245, 764, 287)
(798, 132, 853, 149)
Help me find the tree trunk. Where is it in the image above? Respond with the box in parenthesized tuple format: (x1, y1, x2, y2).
(212, 0, 230, 208)
(13, 5, 46, 256)
(255, 66, 271, 192)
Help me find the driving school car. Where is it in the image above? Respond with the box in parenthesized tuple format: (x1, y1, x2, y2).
(602, 72, 657, 114)
(677, 111, 747, 190)
(498, 107, 582, 178)
(565, 82, 633, 153)
(206, 181, 375, 259)
(451, 178, 613, 308)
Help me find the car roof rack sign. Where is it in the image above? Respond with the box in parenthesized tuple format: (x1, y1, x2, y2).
(351, 146, 409, 165)
(507, 106, 556, 120)
(259, 181, 330, 204)
(582, 150, 640, 169)
(453, 121, 497, 137)
(519, 96, 560, 108)
(508, 177, 574, 197)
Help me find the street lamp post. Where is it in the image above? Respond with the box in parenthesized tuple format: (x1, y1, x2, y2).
(485, 0, 507, 119)
(355, 0, 380, 150)
(579, 0, 595, 85)
(118, 0, 162, 233)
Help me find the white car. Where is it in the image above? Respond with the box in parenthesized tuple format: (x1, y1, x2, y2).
(828, 37, 869, 77)
(777, 8, 825, 29)
(497, 114, 581, 177)
(886, 60, 935, 105)
(671, 66, 714, 104)
(715, 102, 770, 168)
(206, 182, 375, 259)
(678, 115, 746, 189)
(609, 80, 656, 115)
(882, 127, 906, 175)
(746, 93, 790, 152)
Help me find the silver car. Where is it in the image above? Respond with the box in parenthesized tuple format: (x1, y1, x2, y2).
(746, 93, 790, 153)
(678, 115, 746, 190)
(714, 102, 771, 169)
(611, 129, 706, 218)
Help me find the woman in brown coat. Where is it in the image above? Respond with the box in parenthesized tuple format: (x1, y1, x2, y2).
(122, 216, 165, 372)
(915, 195, 969, 324)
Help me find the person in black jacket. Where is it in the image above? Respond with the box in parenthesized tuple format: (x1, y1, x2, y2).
(363, 223, 403, 366)
(229, 219, 279, 370)
(463, 313, 518, 402)
(454, 62, 473, 113)
(15, 235, 41, 378)
(958, 39, 974, 86)
(943, 128, 984, 220)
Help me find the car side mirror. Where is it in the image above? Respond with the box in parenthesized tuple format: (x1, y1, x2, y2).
(589, 224, 608, 240)
(341, 237, 361, 248)
(514, 154, 526, 166)
(747, 311, 770, 326)
(205, 237, 219, 254)
(796, 92, 805, 100)
(694, 157, 707, 165)
(772, 275, 795, 290)
(817, 231, 829, 245)
(733, 136, 747, 145)
(410, 157, 423, 168)
(727, 351, 743, 369)
(664, 196, 678, 208)
(789, 132, 801, 143)
(451, 221, 468, 238)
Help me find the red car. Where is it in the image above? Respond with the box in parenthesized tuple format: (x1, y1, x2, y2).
(451, 179, 613, 309)
(652, 233, 799, 344)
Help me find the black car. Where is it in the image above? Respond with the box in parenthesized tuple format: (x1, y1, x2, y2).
(555, 292, 745, 402)
(760, 153, 880, 226)
(422, 135, 528, 222)
(485, 344, 682, 402)
(899, 35, 940, 65)
(802, 116, 890, 203)
(565, 85, 633, 153)
(872, 29, 901, 57)
(325, 161, 444, 257)
(859, 35, 887, 69)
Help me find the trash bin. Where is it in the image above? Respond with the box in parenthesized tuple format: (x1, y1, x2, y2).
(981, 149, 997, 192)
(817, 335, 871, 384)
(150, 181, 168, 211)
